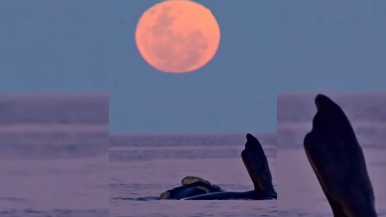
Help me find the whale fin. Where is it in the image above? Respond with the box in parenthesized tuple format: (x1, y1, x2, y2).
(305, 133, 350, 217)
(241, 134, 275, 193)
(304, 94, 377, 217)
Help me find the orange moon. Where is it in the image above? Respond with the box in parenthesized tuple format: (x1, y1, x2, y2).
(135, 0, 221, 73)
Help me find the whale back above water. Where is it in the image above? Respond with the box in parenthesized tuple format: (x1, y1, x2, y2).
(159, 176, 224, 200)
(304, 94, 377, 217)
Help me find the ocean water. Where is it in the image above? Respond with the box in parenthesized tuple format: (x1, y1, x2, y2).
(109, 134, 277, 217)
(278, 93, 386, 217)
(0, 95, 108, 217)
(4, 93, 385, 217)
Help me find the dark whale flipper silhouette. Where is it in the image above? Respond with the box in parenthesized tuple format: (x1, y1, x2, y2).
(304, 94, 377, 217)
(180, 134, 277, 200)
(242, 133, 275, 194)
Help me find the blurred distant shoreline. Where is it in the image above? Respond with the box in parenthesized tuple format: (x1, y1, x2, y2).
(278, 92, 386, 149)
(0, 94, 108, 159)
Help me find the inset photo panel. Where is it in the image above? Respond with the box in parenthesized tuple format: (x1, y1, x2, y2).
(278, 93, 386, 216)
(0, 93, 109, 216)
(0, 0, 108, 215)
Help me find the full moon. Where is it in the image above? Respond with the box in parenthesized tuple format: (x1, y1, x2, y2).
(135, 0, 221, 73)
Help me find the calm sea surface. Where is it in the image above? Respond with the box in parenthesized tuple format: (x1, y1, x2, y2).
(3, 94, 384, 216)
(0, 95, 108, 217)
(278, 93, 386, 217)
(109, 134, 277, 217)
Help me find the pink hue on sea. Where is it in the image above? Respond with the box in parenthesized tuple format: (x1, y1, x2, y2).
(278, 93, 386, 216)
(278, 148, 386, 216)
(110, 134, 277, 217)
(0, 156, 108, 210)
(0, 94, 108, 217)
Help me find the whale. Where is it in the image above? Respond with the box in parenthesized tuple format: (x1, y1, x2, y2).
(159, 176, 225, 200)
(304, 94, 377, 217)
(160, 134, 277, 200)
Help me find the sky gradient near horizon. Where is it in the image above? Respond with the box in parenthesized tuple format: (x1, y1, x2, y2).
(1, 1, 386, 133)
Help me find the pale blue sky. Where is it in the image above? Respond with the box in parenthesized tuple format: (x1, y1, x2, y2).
(0, 0, 107, 92)
(1, 1, 385, 133)
(277, 0, 386, 93)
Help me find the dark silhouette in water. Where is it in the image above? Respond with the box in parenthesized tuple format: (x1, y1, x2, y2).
(160, 134, 277, 200)
(159, 176, 225, 200)
(304, 94, 377, 217)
